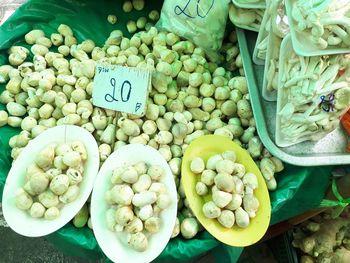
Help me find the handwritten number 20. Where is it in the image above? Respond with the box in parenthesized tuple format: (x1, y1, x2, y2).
(121, 80, 131, 102)
(174, 0, 214, 18)
(105, 78, 132, 103)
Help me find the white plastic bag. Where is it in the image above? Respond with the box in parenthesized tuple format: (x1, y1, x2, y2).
(156, 0, 230, 59)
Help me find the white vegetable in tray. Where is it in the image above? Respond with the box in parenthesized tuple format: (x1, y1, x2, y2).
(218, 210, 235, 228)
(132, 0, 144, 11)
(266, 177, 277, 191)
(49, 174, 70, 195)
(36, 144, 55, 170)
(228, 3, 264, 32)
(242, 173, 258, 190)
(254, 0, 288, 63)
(8, 46, 29, 66)
(226, 194, 242, 211)
(291, 0, 350, 49)
(46, 168, 62, 180)
(212, 190, 232, 208)
(232, 176, 244, 194)
(26, 164, 44, 179)
(134, 162, 148, 175)
(128, 232, 148, 252)
(214, 173, 234, 192)
(195, 182, 208, 196)
(29, 172, 49, 194)
(157, 193, 171, 209)
(243, 194, 260, 218)
(194, 150, 262, 228)
(180, 218, 199, 239)
(25, 30, 45, 45)
(148, 10, 159, 22)
(215, 159, 235, 174)
(121, 166, 139, 184)
(44, 207, 60, 220)
(132, 174, 152, 193)
(138, 205, 153, 221)
(59, 185, 80, 203)
(263, 1, 289, 96)
(149, 182, 167, 195)
(277, 44, 350, 146)
(144, 217, 161, 233)
(125, 217, 143, 234)
(206, 154, 223, 170)
(115, 206, 134, 226)
(235, 207, 250, 228)
(200, 170, 216, 186)
(202, 201, 221, 219)
(15, 142, 87, 218)
(39, 190, 59, 208)
(30, 202, 46, 218)
(106, 208, 117, 231)
(111, 184, 134, 205)
(260, 158, 275, 181)
(190, 157, 205, 174)
(106, 162, 171, 251)
(248, 137, 263, 159)
(233, 163, 246, 178)
(7, 116, 22, 128)
(132, 191, 157, 207)
(147, 165, 165, 181)
(54, 156, 68, 170)
(62, 151, 82, 168)
(171, 218, 180, 238)
(107, 15, 117, 25)
(15, 188, 33, 210)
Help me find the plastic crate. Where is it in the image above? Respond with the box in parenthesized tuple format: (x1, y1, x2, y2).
(267, 231, 299, 263)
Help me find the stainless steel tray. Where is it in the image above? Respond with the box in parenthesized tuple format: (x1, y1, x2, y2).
(237, 28, 350, 166)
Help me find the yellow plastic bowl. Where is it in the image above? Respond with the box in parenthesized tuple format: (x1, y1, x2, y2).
(182, 135, 271, 247)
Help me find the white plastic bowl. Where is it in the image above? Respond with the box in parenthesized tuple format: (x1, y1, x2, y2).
(2, 125, 100, 237)
(91, 144, 177, 263)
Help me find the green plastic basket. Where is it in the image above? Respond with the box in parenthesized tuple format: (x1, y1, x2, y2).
(267, 231, 299, 263)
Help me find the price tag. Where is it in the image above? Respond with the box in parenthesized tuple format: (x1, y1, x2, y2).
(92, 63, 151, 115)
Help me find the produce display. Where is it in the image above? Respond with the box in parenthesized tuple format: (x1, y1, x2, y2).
(0, 0, 286, 240)
(1, 0, 349, 262)
(228, 3, 265, 32)
(15, 141, 87, 219)
(276, 36, 350, 146)
(105, 162, 171, 252)
(290, 0, 350, 50)
(293, 209, 350, 263)
(190, 150, 260, 229)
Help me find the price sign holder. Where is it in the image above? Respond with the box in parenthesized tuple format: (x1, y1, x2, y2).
(92, 63, 151, 116)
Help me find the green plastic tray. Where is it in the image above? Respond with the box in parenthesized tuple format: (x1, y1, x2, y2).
(237, 29, 350, 166)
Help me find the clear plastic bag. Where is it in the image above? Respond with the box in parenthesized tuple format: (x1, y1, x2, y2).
(156, 0, 230, 60)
